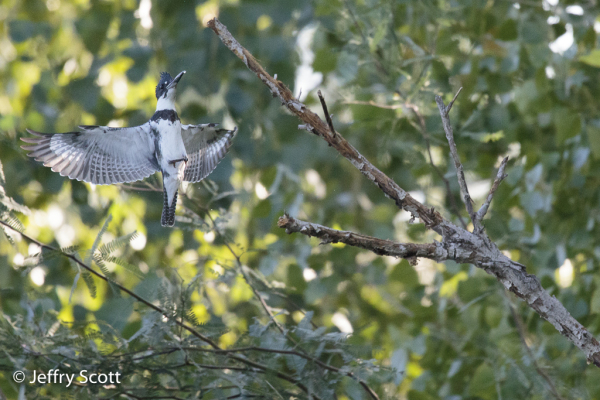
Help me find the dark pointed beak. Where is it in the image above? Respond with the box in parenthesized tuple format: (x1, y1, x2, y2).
(167, 71, 186, 89)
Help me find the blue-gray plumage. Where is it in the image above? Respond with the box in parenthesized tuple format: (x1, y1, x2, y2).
(21, 71, 237, 227)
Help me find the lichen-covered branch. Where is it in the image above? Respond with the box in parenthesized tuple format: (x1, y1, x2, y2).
(278, 214, 448, 261)
(207, 17, 600, 369)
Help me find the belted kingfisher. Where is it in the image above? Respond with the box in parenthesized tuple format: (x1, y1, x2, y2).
(21, 71, 237, 227)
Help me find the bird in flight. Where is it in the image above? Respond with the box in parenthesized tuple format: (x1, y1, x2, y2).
(21, 71, 237, 227)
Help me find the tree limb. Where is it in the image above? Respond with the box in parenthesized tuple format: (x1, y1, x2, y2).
(207, 17, 453, 237)
(278, 214, 447, 262)
(207, 17, 600, 369)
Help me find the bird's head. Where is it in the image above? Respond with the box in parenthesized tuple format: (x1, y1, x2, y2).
(155, 71, 186, 101)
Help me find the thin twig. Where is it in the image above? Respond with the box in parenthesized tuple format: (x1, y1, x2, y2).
(179, 198, 379, 400)
(435, 88, 478, 229)
(0, 220, 219, 349)
(317, 90, 337, 138)
(185, 345, 381, 400)
(446, 87, 462, 114)
(0, 220, 318, 399)
(504, 292, 566, 400)
(404, 103, 468, 229)
(475, 156, 509, 225)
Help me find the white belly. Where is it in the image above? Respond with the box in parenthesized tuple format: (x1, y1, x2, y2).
(154, 119, 187, 172)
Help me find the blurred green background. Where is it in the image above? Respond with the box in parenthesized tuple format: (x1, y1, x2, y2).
(2, 0, 600, 398)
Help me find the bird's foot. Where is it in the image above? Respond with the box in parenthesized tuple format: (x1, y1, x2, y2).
(169, 156, 188, 167)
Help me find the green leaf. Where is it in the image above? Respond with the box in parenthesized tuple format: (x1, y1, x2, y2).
(95, 298, 133, 332)
(389, 260, 419, 288)
(390, 348, 407, 385)
(69, 271, 81, 303)
(468, 363, 495, 399)
(554, 108, 581, 143)
(82, 271, 97, 299)
(587, 125, 600, 159)
(580, 50, 600, 68)
(591, 289, 600, 314)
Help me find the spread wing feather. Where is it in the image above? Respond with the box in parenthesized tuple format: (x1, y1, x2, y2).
(21, 124, 158, 185)
(181, 124, 237, 183)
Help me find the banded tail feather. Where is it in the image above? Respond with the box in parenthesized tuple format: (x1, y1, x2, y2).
(161, 188, 178, 227)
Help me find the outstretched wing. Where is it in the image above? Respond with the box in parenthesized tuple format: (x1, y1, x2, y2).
(181, 124, 237, 183)
(21, 124, 159, 185)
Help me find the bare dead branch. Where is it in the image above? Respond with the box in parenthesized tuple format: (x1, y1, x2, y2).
(476, 156, 509, 225)
(435, 89, 478, 229)
(317, 90, 336, 138)
(208, 17, 600, 369)
(404, 102, 468, 229)
(207, 17, 453, 237)
(278, 214, 447, 262)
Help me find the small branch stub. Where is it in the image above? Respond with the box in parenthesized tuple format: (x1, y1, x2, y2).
(476, 156, 509, 225)
(318, 90, 337, 139)
(445, 87, 463, 115)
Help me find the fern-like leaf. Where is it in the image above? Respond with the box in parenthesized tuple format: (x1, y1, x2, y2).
(158, 283, 174, 316)
(98, 231, 138, 257)
(92, 253, 120, 297)
(0, 160, 30, 216)
(82, 271, 97, 298)
(84, 214, 112, 266)
(1, 226, 15, 246)
(92, 253, 111, 277)
(104, 256, 144, 279)
(185, 309, 200, 326)
(60, 245, 80, 255)
(1, 212, 24, 233)
(69, 271, 81, 303)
